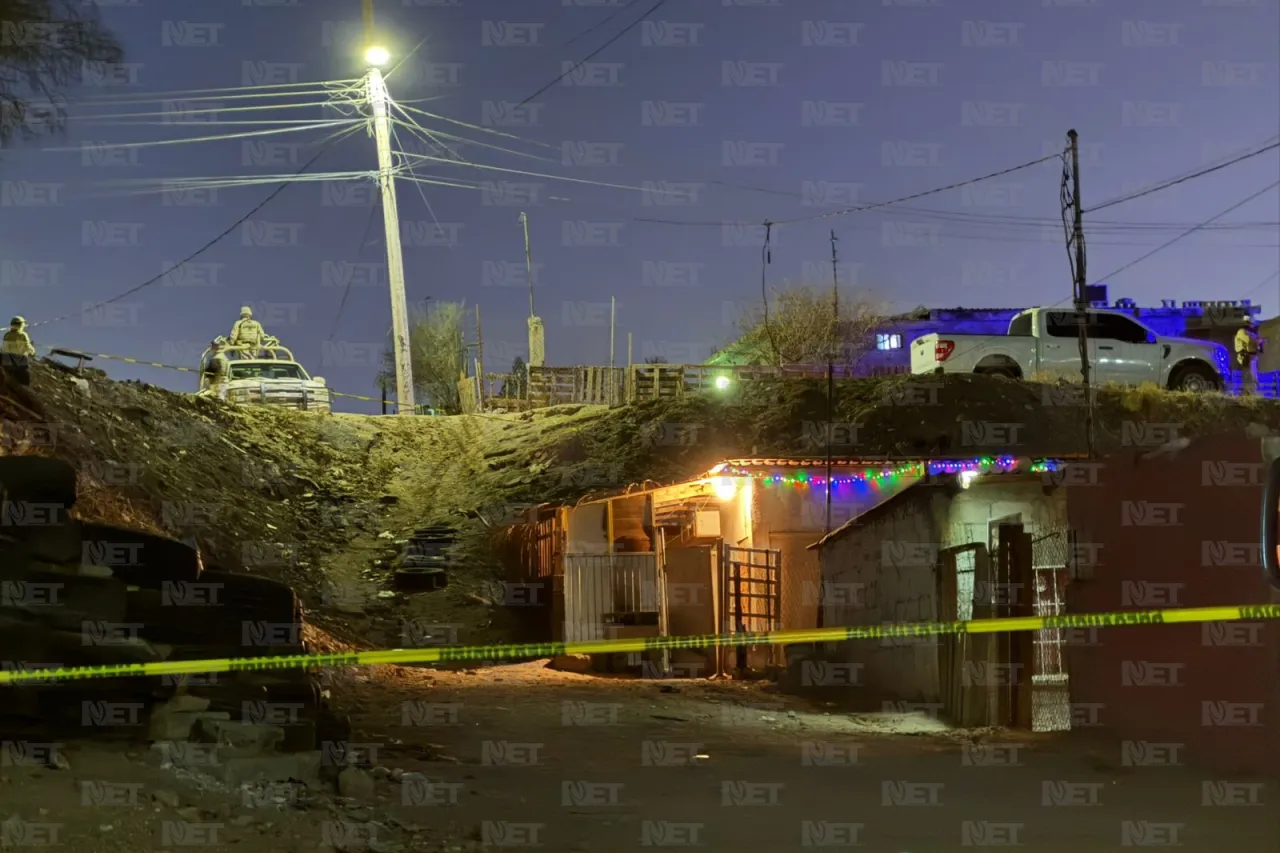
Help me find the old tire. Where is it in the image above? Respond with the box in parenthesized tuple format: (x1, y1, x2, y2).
(1, 566, 128, 632)
(0, 456, 77, 506)
(1168, 363, 1222, 393)
(132, 570, 304, 656)
(0, 520, 83, 568)
(79, 523, 202, 588)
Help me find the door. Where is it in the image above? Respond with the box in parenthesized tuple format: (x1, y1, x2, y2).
(1040, 311, 1096, 381)
(1090, 313, 1161, 385)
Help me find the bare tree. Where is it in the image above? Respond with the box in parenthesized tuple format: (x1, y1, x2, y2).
(377, 301, 467, 413)
(1, 1, 123, 148)
(732, 283, 886, 368)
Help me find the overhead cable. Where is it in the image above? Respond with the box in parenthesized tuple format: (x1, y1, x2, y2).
(1085, 140, 1280, 214)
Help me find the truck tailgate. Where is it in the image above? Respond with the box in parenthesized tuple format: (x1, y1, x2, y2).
(911, 334, 942, 373)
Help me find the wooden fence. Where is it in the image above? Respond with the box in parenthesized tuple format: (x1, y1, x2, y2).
(466, 362, 1277, 413)
(478, 363, 867, 410)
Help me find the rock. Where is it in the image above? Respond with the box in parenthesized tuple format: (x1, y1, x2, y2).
(192, 718, 286, 752)
(337, 767, 375, 801)
(548, 654, 592, 674)
(208, 752, 323, 788)
(370, 766, 391, 780)
(377, 531, 394, 540)
(149, 709, 231, 743)
(151, 789, 181, 809)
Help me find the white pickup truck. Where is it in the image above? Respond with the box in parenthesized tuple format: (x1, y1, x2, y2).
(910, 307, 1231, 392)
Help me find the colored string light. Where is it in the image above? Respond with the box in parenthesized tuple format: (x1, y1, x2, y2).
(719, 458, 1063, 487)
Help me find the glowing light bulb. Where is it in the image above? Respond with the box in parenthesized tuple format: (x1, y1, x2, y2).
(365, 45, 390, 66)
(711, 476, 739, 501)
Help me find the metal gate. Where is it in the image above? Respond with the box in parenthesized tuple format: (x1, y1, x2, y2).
(721, 546, 782, 671)
(562, 553, 659, 643)
(1030, 530, 1071, 732)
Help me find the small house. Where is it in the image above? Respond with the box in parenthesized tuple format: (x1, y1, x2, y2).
(806, 461, 1071, 730)
(499, 456, 1063, 680)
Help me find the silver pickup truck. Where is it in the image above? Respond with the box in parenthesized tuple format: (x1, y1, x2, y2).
(910, 306, 1231, 392)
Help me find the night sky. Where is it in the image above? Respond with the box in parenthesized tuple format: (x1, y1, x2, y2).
(3, 0, 1278, 409)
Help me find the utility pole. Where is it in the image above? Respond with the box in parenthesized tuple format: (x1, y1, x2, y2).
(609, 297, 616, 369)
(363, 0, 415, 413)
(1065, 129, 1093, 453)
(520, 211, 545, 367)
(520, 211, 535, 317)
(825, 229, 839, 538)
(476, 304, 484, 410)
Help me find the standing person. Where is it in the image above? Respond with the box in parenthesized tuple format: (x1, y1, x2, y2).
(1234, 317, 1261, 395)
(228, 306, 267, 357)
(1, 316, 37, 386)
(202, 339, 230, 399)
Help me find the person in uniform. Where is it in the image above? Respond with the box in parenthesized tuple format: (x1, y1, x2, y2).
(202, 339, 230, 398)
(228, 306, 268, 357)
(1234, 317, 1261, 395)
(1, 316, 37, 386)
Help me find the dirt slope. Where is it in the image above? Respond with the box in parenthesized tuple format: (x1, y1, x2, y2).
(5, 363, 1279, 649)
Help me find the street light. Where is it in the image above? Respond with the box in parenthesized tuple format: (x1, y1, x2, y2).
(364, 45, 390, 67)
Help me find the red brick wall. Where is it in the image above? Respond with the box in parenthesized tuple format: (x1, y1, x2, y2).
(1065, 435, 1280, 776)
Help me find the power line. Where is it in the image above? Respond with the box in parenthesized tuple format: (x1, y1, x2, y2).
(765, 155, 1062, 226)
(30, 130, 356, 330)
(515, 0, 672, 107)
(329, 195, 384, 341)
(1085, 140, 1280, 214)
(1092, 180, 1280, 282)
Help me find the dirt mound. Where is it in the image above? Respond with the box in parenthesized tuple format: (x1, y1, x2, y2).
(523, 374, 1280, 503)
(1, 363, 389, 601)
(6, 363, 1278, 649)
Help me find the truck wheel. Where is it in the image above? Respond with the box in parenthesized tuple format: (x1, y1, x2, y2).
(977, 366, 1019, 380)
(1168, 364, 1222, 393)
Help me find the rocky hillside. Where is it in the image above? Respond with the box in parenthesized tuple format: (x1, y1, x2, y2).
(5, 362, 1279, 646)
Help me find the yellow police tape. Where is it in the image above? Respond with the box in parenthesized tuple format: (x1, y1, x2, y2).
(40, 347, 387, 403)
(3, 604, 1278, 686)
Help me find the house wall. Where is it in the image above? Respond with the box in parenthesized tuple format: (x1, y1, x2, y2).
(821, 486, 949, 703)
(565, 503, 608, 554)
(944, 480, 1066, 550)
(818, 478, 1067, 704)
(1065, 435, 1280, 776)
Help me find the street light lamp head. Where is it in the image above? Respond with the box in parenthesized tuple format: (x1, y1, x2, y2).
(364, 45, 390, 67)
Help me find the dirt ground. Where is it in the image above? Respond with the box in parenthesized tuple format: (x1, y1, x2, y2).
(8, 662, 1276, 852)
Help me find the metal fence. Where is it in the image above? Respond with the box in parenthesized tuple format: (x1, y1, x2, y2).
(562, 553, 659, 643)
